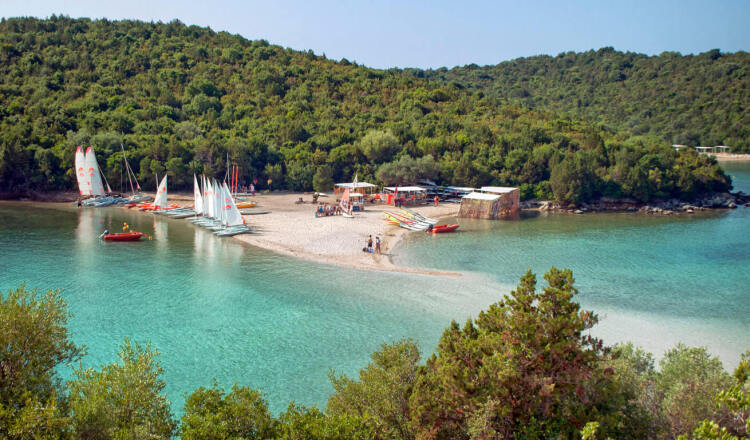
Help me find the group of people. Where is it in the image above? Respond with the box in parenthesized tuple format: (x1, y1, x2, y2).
(364, 235, 381, 254)
(236, 183, 256, 195)
(315, 203, 344, 217)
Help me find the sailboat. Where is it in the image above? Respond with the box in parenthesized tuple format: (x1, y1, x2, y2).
(152, 174, 168, 210)
(120, 143, 149, 203)
(214, 182, 251, 236)
(75, 146, 89, 196)
(161, 175, 200, 218)
(191, 178, 221, 227)
(85, 146, 105, 197)
(78, 146, 121, 207)
(340, 188, 354, 218)
(193, 174, 203, 215)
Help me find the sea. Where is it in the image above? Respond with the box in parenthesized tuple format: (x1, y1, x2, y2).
(1, 162, 748, 415)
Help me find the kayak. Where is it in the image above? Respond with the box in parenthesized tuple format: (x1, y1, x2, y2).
(429, 224, 459, 233)
(236, 202, 257, 208)
(102, 231, 144, 241)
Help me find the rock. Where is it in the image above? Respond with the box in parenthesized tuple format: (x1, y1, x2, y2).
(686, 208, 694, 213)
(574, 209, 583, 214)
(728, 202, 737, 209)
(663, 210, 673, 215)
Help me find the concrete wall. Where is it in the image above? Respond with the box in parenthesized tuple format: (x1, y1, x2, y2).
(458, 188, 520, 219)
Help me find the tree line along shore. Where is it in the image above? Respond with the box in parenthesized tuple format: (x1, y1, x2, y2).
(3, 270, 748, 440)
(0, 17, 742, 208)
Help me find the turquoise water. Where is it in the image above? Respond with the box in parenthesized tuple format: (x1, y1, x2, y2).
(0, 204, 496, 414)
(1, 162, 748, 414)
(396, 162, 750, 366)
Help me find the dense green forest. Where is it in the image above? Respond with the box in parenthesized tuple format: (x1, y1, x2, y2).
(0, 16, 734, 203)
(3, 274, 748, 439)
(412, 47, 750, 153)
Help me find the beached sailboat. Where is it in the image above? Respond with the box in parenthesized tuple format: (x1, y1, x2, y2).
(193, 174, 203, 215)
(214, 182, 251, 236)
(340, 188, 353, 218)
(85, 146, 105, 197)
(153, 175, 168, 210)
(75, 146, 89, 196)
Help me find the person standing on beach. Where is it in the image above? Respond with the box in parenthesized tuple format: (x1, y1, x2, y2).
(434, 195, 439, 207)
(367, 235, 373, 252)
(375, 236, 381, 254)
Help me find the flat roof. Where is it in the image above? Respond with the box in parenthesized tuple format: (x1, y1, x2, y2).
(335, 182, 377, 188)
(384, 186, 425, 192)
(463, 192, 501, 201)
(480, 186, 518, 194)
(445, 186, 476, 192)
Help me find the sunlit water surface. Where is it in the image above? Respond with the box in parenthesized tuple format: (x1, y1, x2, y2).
(1, 162, 748, 414)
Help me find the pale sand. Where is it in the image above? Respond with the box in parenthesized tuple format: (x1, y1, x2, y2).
(708, 153, 750, 161)
(229, 193, 462, 276)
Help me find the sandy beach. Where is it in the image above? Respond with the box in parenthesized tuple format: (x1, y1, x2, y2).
(708, 153, 750, 161)
(229, 193, 461, 276)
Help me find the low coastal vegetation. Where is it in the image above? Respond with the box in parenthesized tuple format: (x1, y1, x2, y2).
(2, 272, 748, 439)
(0, 17, 734, 206)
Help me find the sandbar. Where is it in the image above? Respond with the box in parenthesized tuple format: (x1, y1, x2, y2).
(228, 193, 461, 277)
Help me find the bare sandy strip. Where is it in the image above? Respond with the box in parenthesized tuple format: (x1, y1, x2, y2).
(708, 153, 750, 161)
(230, 193, 462, 277)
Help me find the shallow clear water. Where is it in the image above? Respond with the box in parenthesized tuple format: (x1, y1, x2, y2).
(1, 162, 748, 414)
(0, 204, 496, 414)
(396, 162, 750, 366)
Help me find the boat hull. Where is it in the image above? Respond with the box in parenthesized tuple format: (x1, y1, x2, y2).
(102, 232, 144, 241)
(430, 224, 459, 233)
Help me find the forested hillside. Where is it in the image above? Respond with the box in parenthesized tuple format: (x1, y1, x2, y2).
(413, 47, 750, 152)
(0, 17, 732, 203)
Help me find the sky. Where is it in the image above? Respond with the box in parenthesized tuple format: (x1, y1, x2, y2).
(2, 0, 749, 69)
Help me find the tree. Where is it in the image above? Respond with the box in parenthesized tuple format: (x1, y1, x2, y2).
(679, 350, 749, 440)
(277, 404, 374, 440)
(0, 285, 83, 439)
(328, 339, 420, 440)
(549, 151, 596, 205)
(656, 344, 734, 439)
(67, 339, 177, 440)
(181, 383, 277, 440)
(409, 268, 608, 439)
(375, 155, 439, 186)
(313, 164, 335, 192)
(360, 130, 401, 164)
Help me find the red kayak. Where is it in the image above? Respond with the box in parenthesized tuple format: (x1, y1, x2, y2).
(430, 224, 459, 233)
(102, 232, 144, 241)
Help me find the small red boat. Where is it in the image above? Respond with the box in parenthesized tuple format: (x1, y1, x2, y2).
(429, 224, 459, 233)
(102, 231, 144, 241)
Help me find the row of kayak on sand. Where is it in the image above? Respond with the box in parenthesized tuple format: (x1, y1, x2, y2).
(383, 207, 459, 233)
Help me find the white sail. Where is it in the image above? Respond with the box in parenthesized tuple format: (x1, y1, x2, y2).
(215, 180, 224, 225)
(223, 182, 245, 227)
(84, 147, 105, 196)
(153, 174, 168, 210)
(218, 181, 225, 224)
(74, 146, 89, 195)
(193, 174, 203, 215)
(206, 178, 215, 218)
(220, 183, 229, 226)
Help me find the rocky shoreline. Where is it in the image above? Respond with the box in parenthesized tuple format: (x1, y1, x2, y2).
(521, 191, 750, 215)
